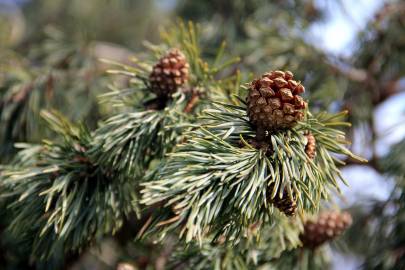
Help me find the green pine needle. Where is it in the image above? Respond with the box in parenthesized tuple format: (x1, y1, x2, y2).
(141, 101, 364, 242)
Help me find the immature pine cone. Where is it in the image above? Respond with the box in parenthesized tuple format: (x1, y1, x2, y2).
(149, 49, 189, 97)
(247, 70, 307, 138)
(300, 211, 352, 249)
(268, 183, 297, 217)
(305, 133, 316, 159)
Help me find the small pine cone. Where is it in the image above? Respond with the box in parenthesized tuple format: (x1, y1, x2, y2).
(149, 49, 189, 97)
(305, 132, 316, 159)
(246, 70, 307, 136)
(300, 211, 352, 249)
(268, 183, 297, 217)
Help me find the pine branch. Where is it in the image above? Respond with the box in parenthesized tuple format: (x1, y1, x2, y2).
(141, 101, 365, 242)
(1, 111, 139, 260)
(167, 214, 303, 270)
(90, 101, 188, 176)
(91, 20, 241, 178)
(0, 29, 105, 161)
(0, 21, 242, 264)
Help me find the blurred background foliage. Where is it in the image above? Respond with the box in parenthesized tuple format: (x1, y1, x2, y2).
(0, 0, 404, 269)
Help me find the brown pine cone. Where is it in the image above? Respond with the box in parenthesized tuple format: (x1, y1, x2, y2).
(300, 210, 352, 249)
(246, 70, 307, 139)
(268, 183, 297, 217)
(305, 132, 316, 159)
(149, 49, 189, 97)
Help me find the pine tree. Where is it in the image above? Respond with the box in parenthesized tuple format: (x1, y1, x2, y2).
(1, 1, 404, 269)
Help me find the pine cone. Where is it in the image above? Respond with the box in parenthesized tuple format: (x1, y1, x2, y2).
(300, 211, 352, 249)
(305, 132, 316, 159)
(268, 183, 297, 217)
(246, 70, 307, 138)
(149, 49, 189, 97)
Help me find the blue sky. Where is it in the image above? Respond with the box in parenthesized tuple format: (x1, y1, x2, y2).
(310, 0, 385, 55)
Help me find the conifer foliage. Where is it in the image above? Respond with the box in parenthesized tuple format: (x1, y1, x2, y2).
(0, 20, 365, 268)
(3, 0, 402, 268)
